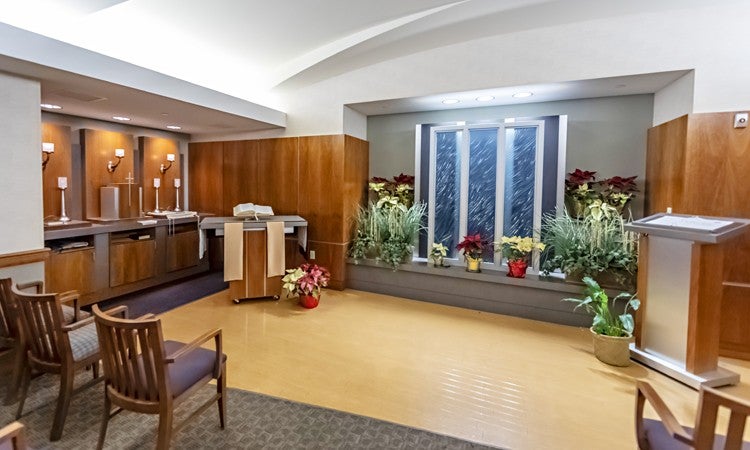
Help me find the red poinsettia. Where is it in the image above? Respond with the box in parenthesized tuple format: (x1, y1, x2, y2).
(456, 234, 489, 259)
(601, 175, 638, 194)
(565, 169, 597, 189)
(392, 173, 415, 186)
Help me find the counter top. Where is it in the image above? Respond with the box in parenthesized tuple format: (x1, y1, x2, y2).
(44, 215, 200, 240)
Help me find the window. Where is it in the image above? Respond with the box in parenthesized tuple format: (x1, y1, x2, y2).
(416, 116, 565, 270)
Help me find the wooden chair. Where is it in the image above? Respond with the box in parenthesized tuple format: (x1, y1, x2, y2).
(0, 421, 27, 450)
(0, 278, 87, 405)
(11, 285, 125, 441)
(636, 380, 750, 449)
(92, 305, 226, 450)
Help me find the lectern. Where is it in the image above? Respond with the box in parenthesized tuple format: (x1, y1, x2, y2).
(625, 213, 750, 388)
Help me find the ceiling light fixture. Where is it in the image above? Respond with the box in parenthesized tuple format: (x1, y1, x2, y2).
(476, 95, 495, 102)
(112, 116, 131, 121)
(166, 125, 182, 130)
(41, 103, 62, 110)
(442, 99, 460, 105)
(512, 92, 533, 98)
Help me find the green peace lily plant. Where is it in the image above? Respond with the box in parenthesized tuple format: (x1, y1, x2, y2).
(563, 276, 640, 337)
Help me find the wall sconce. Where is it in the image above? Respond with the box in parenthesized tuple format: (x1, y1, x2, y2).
(42, 142, 54, 170)
(107, 148, 125, 173)
(159, 153, 175, 174)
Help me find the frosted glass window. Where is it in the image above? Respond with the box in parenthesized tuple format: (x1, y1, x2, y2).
(467, 128, 497, 261)
(503, 127, 537, 238)
(434, 131, 461, 257)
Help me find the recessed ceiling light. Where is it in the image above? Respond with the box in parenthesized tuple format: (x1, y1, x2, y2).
(442, 99, 460, 105)
(476, 95, 495, 102)
(41, 103, 62, 110)
(512, 92, 533, 98)
(166, 125, 182, 130)
(112, 116, 131, 121)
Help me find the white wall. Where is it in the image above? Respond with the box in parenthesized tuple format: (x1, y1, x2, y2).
(653, 72, 695, 126)
(0, 72, 43, 254)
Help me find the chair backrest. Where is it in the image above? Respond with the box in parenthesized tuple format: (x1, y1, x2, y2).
(0, 421, 27, 450)
(11, 285, 68, 368)
(694, 386, 750, 450)
(92, 305, 170, 407)
(0, 278, 19, 344)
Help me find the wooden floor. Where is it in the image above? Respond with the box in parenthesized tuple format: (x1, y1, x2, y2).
(158, 287, 750, 450)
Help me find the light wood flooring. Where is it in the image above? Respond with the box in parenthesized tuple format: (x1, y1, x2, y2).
(157, 287, 750, 450)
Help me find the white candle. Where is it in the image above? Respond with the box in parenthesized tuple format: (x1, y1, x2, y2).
(115, 148, 125, 158)
(174, 178, 181, 188)
(167, 153, 175, 162)
(153, 178, 160, 188)
(57, 177, 67, 189)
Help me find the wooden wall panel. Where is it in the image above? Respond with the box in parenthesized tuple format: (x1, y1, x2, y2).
(298, 135, 345, 242)
(140, 137, 181, 212)
(306, 241, 347, 290)
(257, 137, 299, 215)
(222, 140, 259, 216)
(188, 141, 224, 215)
(645, 115, 687, 215)
(81, 129, 134, 219)
(41, 123, 73, 221)
(343, 135, 369, 243)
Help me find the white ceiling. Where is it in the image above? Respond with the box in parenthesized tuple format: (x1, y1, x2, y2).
(0, 0, 733, 135)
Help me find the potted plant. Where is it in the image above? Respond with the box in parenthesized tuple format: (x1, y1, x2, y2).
(541, 209, 638, 289)
(496, 236, 545, 278)
(281, 263, 331, 309)
(429, 242, 448, 268)
(600, 175, 638, 214)
(564, 169, 598, 218)
(563, 276, 640, 366)
(456, 234, 489, 273)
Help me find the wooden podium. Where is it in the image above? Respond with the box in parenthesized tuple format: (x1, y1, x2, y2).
(626, 213, 750, 388)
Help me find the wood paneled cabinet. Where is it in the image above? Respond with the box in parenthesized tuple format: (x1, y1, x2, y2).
(45, 247, 95, 295)
(189, 135, 369, 289)
(110, 230, 156, 287)
(646, 112, 750, 359)
(166, 225, 200, 272)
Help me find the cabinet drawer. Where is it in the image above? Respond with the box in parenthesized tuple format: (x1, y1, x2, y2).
(46, 248, 95, 295)
(167, 230, 199, 272)
(110, 239, 155, 287)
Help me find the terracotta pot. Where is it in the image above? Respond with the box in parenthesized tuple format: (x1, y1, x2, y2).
(299, 294, 319, 309)
(465, 256, 482, 273)
(507, 259, 528, 278)
(590, 328, 633, 367)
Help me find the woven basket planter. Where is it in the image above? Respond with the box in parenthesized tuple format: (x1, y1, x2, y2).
(590, 328, 633, 367)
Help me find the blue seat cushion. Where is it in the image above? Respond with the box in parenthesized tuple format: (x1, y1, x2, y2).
(164, 340, 226, 398)
(642, 418, 750, 450)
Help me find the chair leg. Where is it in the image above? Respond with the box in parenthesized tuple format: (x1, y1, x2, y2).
(50, 367, 74, 441)
(4, 344, 26, 405)
(92, 361, 99, 379)
(217, 361, 226, 429)
(15, 364, 31, 419)
(156, 409, 173, 450)
(97, 389, 111, 450)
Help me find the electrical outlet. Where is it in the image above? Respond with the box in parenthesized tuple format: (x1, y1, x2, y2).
(310, 250, 316, 259)
(734, 112, 748, 128)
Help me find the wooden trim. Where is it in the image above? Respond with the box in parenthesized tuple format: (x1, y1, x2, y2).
(0, 248, 50, 269)
(634, 235, 649, 348)
(686, 242, 724, 374)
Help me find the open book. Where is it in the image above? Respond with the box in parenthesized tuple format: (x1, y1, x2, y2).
(233, 203, 274, 219)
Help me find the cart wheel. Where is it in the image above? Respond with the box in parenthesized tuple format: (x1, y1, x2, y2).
(233, 298, 240, 304)
(273, 295, 280, 300)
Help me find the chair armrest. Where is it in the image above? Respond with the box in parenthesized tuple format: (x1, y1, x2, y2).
(57, 290, 82, 321)
(16, 280, 44, 294)
(62, 315, 95, 332)
(636, 381, 693, 445)
(103, 305, 128, 319)
(135, 313, 157, 320)
(165, 328, 223, 378)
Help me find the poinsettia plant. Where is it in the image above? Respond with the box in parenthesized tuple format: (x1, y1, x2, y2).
(564, 169, 598, 203)
(600, 175, 639, 208)
(281, 263, 331, 298)
(496, 236, 545, 261)
(456, 234, 489, 260)
(368, 173, 415, 209)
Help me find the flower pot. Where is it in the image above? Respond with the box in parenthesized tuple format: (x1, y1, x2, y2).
(299, 294, 319, 309)
(465, 256, 482, 273)
(564, 195, 588, 218)
(431, 256, 445, 268)
(506, 259, 528, 278)
(590, 328, 633, 367)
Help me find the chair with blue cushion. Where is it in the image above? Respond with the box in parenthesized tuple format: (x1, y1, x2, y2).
(11, 285, 125, 441)
(92, 305, 226, 450)
(636, 380, 750, 449)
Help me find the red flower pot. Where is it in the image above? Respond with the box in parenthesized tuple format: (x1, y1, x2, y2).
(299, 294, 319, 309)
(507, 259, 528, 278)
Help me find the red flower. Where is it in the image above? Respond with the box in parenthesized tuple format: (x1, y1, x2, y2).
(601, 175, 638, 193)
(456, 233, 489, 258)
(392, 173, 415, 186)
(565, 169, 597, 189)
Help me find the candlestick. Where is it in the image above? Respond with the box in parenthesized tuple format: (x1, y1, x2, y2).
(153, 185, 161, 214)
(57, 176, 67, 189)
(139, 187, 143, 216)
(59, 186, 70, 223)
(174, 187, 181, 212)
(153, 178, 160, 188)
(174, 178, 181, 188)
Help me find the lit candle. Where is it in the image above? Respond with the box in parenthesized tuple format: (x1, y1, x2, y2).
(115, 148, 125, 158)
(174, 178, 181, 188)
(167, 153, 175, 162)
(42, 142, 55, 153)
(57, 177, 67, 189)
(153, 178, 160, 188)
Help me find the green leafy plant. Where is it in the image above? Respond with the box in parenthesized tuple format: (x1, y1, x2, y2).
(564, 168, 638, 217)
(541, 209, 638, 285)
(563, 276, 640, 337)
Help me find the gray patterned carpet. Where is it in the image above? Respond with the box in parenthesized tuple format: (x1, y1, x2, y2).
(0, 369, 500, 449)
